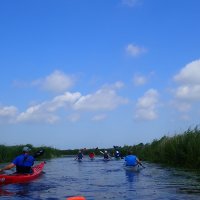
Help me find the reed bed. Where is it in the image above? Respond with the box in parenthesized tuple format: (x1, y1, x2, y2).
(121, 126, 200, 169)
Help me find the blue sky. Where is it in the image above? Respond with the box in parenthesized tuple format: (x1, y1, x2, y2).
(0, 0, 200, 149)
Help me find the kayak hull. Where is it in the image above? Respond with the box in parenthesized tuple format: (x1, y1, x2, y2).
(103, 158, 111, 161)
(123, 164, 141, 172)
(0, 162, 45, 185)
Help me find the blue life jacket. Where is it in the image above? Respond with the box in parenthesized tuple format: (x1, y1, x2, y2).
(12, 154, 35, 173)
(125, 155, 138, 166)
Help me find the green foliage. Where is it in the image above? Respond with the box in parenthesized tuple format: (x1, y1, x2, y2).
(0, 145, 62, 163)
(120, 126, 200, 169)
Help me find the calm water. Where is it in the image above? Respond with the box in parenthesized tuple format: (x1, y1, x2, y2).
(1, 157, 200, 200)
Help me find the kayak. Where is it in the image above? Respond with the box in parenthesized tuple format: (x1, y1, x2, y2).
(67, 196, 86, 200)
(0, 162, 45, 185)
(103, 158, 111, 162)
(123, 164, 141, 172)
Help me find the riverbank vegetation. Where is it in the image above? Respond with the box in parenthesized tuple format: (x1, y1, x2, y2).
(0, 144, 62, 162)
(120, 126, 200, 169)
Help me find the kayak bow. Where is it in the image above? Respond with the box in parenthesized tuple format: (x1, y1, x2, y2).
(67, 196, 86, 200)
(0, 162, 45, 185)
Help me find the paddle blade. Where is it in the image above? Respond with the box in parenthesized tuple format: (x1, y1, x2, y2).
(33, 149, 45, 158)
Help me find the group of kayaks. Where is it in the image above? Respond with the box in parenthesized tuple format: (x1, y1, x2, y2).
(0, 159, 143, 186)
(0, 156, 143, 200)
(77, 156, 143, 172)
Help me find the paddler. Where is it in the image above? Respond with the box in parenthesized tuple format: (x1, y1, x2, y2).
(124, 151, 143, 167)
(0, 146, 35, 174)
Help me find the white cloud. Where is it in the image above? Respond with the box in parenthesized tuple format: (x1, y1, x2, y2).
(173, 59, 200, 101)
(126, 44, 147, 57)
(13, 82, 128, 124)
(16, 103, 60, 124)
(175, 85, 200, 101)
(174, 59, 200, 84)
(16, 92, 81, 124)
(47, 92, 81, 112)
(0, 106, 18, 123)
(0, 106, 18, 117)
(32, 70, 75, 93)
(134, 89, 159, 120)
(73, 82, 128, 111)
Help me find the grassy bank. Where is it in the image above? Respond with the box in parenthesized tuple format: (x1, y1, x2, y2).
(0, 144, 62, 162)
(120, 126, 200, 169)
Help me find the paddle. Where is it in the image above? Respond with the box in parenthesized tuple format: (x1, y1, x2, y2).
(138, 162, 145, 169)
(33, 149, 45, 158)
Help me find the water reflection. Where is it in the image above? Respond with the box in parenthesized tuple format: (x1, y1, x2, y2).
(125, 170, 137, 183)
(0, 187, 15, 196)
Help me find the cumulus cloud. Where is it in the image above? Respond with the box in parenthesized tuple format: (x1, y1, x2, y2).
(16, 92, 80, 123)
(134, 89, 159, 120)
(73, 82, 128, 111)
(11, 82, 128, 124)
(0, 106, 18, 124)
(173, 59, 200, 101)
(32, 70, 75, 93)
(0, 106, 18, 117)
(174, 60, 200, 84)
(126, 44, 147, 57)
(16, 103, 59, 124)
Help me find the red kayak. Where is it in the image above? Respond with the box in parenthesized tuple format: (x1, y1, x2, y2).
(0, 162, 45, 185)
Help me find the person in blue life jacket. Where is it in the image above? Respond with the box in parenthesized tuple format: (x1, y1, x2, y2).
(124, 151, 142, 167)
(76, 150, 83, 160)
(0, 146, 35, 174)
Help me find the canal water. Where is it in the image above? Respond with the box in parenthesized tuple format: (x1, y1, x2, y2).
(1, 157, 200, 199)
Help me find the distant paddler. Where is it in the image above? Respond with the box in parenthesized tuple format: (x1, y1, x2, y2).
(89, 152, 95, 160)
(75, 150, 84, 161)
(99, 150, 111, 160)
